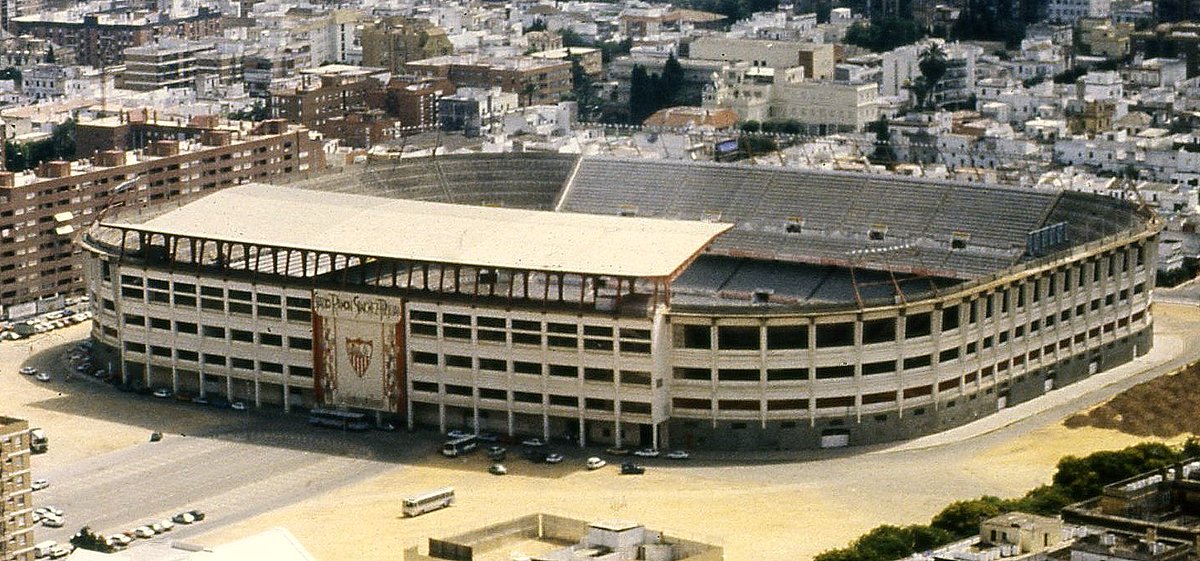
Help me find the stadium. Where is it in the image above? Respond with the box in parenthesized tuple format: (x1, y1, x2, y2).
(80, 154, 1160, 450)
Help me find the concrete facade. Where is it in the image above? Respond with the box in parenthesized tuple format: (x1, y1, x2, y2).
(0, 416, 33, 561)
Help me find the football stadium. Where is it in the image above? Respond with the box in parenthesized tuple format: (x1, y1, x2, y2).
(79, 154, 1160, 450)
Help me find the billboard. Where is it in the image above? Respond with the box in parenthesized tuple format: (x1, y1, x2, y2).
(312, 290, 406, 414)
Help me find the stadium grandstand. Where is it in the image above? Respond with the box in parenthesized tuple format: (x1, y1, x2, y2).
(80, 154, 1160, 450)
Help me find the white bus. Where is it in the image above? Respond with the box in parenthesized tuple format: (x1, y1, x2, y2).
(402, 487, 455, 517)
(441, 435, 478, 457)
(308, 408, 370, 431)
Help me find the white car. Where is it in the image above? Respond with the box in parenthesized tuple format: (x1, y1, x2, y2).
(633, 448, 660, 458)
(446, 429, 472, 439)
(19, 366, 37, 376)
(489, 463, 508, 475)
(230, 401, 247, 411)
(35, 372, 51, 382)
(521, 437, 546, 447)
(665, 450, 691, 460)
(43, 507, 63, 517)
(134, 526, 155, 539)
(108, 534, 133, 547)
(158, 519, 175, 532)
(544, 453, 564, 464)
(586, 457, 607, 470)
(31, 478, 49, 491)
(41, 515, 64, 528)
(152, 388, 172, 398)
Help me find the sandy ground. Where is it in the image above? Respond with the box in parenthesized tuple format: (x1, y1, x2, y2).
(6, 301, 1200, 561)
(0, 323, 241, 466)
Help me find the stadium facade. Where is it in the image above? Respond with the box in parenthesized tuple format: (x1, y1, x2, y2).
(80, 154, 1160, 450)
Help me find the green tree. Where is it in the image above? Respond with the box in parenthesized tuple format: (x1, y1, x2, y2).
(844, 18, 926, 52)
(740, 120, 761, 133)
(660, 52, 685, 106)
(918, 44, 947, 109)
(71, 526, 115, 553)
(869, 116, 897, 165)
(51, 118, 76, 161)
(524, 18, 547, 33)
(930, 496, 1006, 537)
(45, 45, 55, 64)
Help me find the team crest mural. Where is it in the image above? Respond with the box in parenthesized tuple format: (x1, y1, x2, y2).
(311, 290, 405, 414)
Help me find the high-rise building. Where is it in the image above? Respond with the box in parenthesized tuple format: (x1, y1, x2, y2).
(0, 416, 34, 561)
(360, 17, 452, 73)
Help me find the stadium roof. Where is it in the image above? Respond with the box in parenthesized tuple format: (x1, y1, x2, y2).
(103, 184, 732, 278)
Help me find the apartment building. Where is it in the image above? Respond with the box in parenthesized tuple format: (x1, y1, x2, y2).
(0, 118, 325, 317)
(13, 7, 221, 68)
(122, 40, 216, 91)
(406, 55, 572, 107)
(0, 417, 33, 561)
(360, 16, 452, 74)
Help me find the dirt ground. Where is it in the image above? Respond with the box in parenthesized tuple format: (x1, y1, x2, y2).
(7, 302, 1200, 561)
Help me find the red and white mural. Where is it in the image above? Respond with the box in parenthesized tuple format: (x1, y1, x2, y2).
(312, 290, 406, 414)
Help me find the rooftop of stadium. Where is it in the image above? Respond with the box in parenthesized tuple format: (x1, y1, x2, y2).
(94, 154, 1156, 312)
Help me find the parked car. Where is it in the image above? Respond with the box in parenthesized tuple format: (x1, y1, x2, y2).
(149, 523, 164, 533)
(488, 463, 508, 476)
(586, 457, 607, 470)
(521, 437, 546, 447)
(187, 510, 206, 521)
(152, 388, 172, 398)
(35, 372, 51, 382)
(605, 447, 630, 456)
(522, 449, 548, 463)
(158, 519, 174, 532)
(31, 478, 49, 491)
(172, 512, 196, 525)
(633, 448, 660, 458)
(620, 462, 646, 475)
(108, 534, 133, 547)
(230, 401, 247, 411)
(133, 526, 155, 539)
(486, 446, 507, 460)
(476, 432, 499, 442)
(191, 396, 209, 405)
(665, 450, 691, 460)
(41, 516, 64, 528)
(544, 453, 564, 464)
(149, 431, 163, 442)
(446, 429, 472, 439)
(19, 366, 37, 376)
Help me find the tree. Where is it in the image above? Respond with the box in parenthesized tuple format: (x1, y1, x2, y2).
(660, 52, 685, 107)
(629, 65, 653, 123)
(930, 496, 1006, 537)
(71, 526, 115, 553)
(844, 18, 926, 52)
(51, 118, 76, 161)
(45, 45, 55, 64)
(523, 18, 547, 33)
(869, 117, 897, 165)
(740, 120, 761, 133)
(918, 44, 947, 109)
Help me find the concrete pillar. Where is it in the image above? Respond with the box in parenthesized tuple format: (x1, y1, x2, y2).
(578, 417, 585, 448)
(254, 379, 261, 408)
(198, 369, 206, 398)
(651, 422, 659, 450)
(437, 402, 446, 435)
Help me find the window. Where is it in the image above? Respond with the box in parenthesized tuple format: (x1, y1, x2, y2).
(231, 329, 254, 343)
(717, 326, 759, 350)
(906, 313, 932, 338)
(766, 325, 808, 349)
(175, 321, 197, 334)
(674, 367, 710, 380)
(815, 365, 853, 379)
(288, 337, 312, 350)
(479, 358, 506, 372)
(445, 355, 472, 369)
(942, 306, 960, 331)
(514, 361, 541, 375)
(862, 318, 895, 344)
(584, 368, 614, 382)
(717, 369, 758, 382)
(680, 325, 711, 349)
(412, 351, 438, 365)
(549, 364, 576, 378)
(259, 333, 283, 346)
(816, 323, 854, 347)
(767, 368, 806, 381)
(202, 325, 225, 339)
(903, 355, 932, 370)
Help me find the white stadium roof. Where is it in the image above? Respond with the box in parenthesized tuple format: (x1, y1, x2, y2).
(104, 184, 732, 278)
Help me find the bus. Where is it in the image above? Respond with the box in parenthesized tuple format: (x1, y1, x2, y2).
(441, 435, 478, 457)
(402, 487, 455, 517)
(307, 408, 371, 431)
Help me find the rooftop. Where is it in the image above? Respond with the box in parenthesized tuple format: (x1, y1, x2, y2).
(103, 184, 731, 279)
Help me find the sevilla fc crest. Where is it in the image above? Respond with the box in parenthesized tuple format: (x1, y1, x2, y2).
(345, 338, 373, 378)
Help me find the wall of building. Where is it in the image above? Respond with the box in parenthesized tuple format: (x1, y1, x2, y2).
(0, 416, 34, 561)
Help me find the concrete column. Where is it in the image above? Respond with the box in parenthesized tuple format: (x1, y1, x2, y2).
(171, 363, 179, 394)
(542, 411, 549, 441)
(282, 372, 290, 413)
(254, 378, 261, 408)
(651, 422, 659, 449)
(437, 401, 446, 435)
(198, 369, 206, 398)
(614, 419, 622, 448)
(578, 417, 585, 448)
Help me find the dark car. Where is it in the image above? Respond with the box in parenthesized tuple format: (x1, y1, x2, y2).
(187, 510, 206, 521)
(620, 462, 645, 475)
(522, 449, 548, 463)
